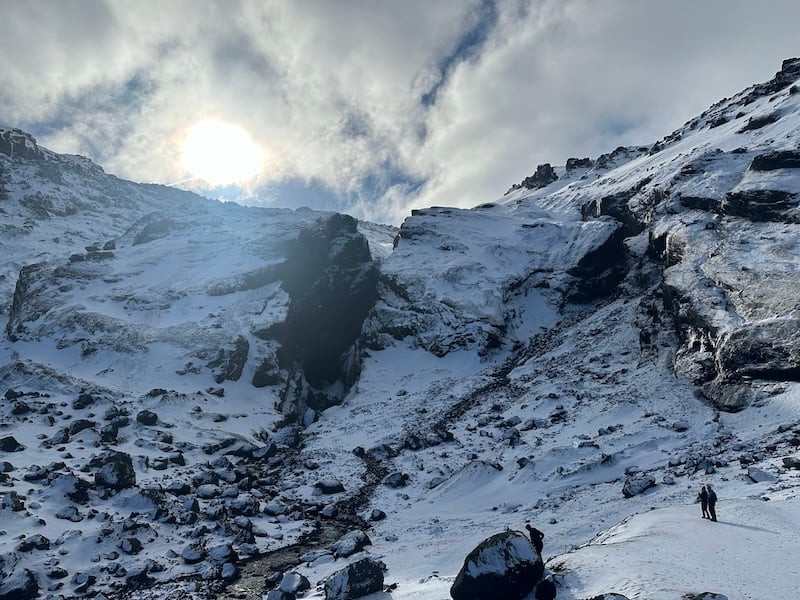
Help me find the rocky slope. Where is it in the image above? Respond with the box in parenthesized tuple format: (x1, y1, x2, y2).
(0, 58, 799, 600)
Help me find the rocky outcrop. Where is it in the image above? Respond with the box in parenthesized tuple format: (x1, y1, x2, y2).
(567, 223, 628, 302)
(450, 531, 543, 600)
(277, 213, 379, 414)
(0, 128, 43, 160)
(749, 150, 800, 171)
(520, 163, 558, 190)
(715, 319, 800, 381)
(723, 189, 798, 222)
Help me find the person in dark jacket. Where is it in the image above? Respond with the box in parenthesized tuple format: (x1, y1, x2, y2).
(526, 523, 545, 555)
(699, 485, 710, 519)
(706, 485, 717, 521)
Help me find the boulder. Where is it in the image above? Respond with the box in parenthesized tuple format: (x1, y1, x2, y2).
(746, 467, 776, 483)
(520, 163, 559, 190)
(782, 456, 800, 469)
(0, 436, 24, 452)
(315, 478, 345, 494)
(279, 571, 311, 595)
(94, 450, 136, 490)
(136, 410, 158, 426)
(181, 543, 206, 564)
(622, 474, 656, 498)
(0, 568, 39, 600)
(324, 558, 384, 600)
(331, 530, 372, 558)
(383, 472, 409, 488)
(450, 530, 543, 600)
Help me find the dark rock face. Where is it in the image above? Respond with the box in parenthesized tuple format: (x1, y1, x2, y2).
(0, 568, 39, 600)
(324, 558, 384, 600)
(94, 450, 136, 490)
(5, 263, 47, 342)
(716, 320, 800, 381)
(277, 214, 379, 411)
(0, 436, 24, 452)
(749, 150, 800, 171)
(136, 410, 158, 426)
(737, 112, 780, 132)
(739, 57, 800, 104)
(0, 129, 43, 160)
(566, 157, 594, 171)
(208, 335, 250, 383)
(567, 224, 628, 302)
(724, 189, 798, 221)
(521, 164, 558, 190)
(450, 531, 543, 600)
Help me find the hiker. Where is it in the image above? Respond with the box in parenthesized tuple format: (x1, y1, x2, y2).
(699, 485, 710, 519)
(706, 484, 717, 521)
(526, 523, 545, 555)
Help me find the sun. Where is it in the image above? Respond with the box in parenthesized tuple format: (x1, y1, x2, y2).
(181, 120, 265, 186)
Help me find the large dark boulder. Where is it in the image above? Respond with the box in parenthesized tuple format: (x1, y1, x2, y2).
(94, 450, 136, 490)
(0, 568, 39, 600)
(136, 409, 158, 426)
(324, 558, 384, 600)
(0, 436, 24, 452)
(450, 531, 543, 600)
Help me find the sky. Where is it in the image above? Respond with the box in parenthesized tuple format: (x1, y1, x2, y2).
(1, 0, 799, 225)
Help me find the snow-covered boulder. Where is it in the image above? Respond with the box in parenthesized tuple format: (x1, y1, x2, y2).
(331, 529, 372, 558)
(450, 530, 543, 600)
(0, 568, 39, 600)
(94, 450, 136, 490)
(324, 558, 384, 600)
(622, 474, 655, 498)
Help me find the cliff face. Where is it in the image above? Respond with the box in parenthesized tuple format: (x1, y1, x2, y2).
(365, 57, 800, 412)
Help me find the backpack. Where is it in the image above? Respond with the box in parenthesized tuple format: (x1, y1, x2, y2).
(708, 489, 717, 503)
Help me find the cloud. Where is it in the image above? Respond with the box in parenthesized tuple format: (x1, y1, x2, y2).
(1, 0, 799, 224)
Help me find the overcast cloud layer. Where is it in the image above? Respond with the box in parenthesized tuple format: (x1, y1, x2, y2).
(1, 0, 799, 224)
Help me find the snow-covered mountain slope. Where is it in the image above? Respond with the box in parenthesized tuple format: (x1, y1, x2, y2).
(1, 58, 800, 600)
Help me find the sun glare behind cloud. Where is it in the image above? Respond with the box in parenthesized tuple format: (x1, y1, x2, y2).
(181, 120, 265, 186)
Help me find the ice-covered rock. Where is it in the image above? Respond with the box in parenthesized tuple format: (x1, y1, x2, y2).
(331, 530, 372, 558)
(323, 558, 384, 600)
(450, 530, 543, 600)
(94, 451, 136, 490)
(622, 474, 656, 498)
